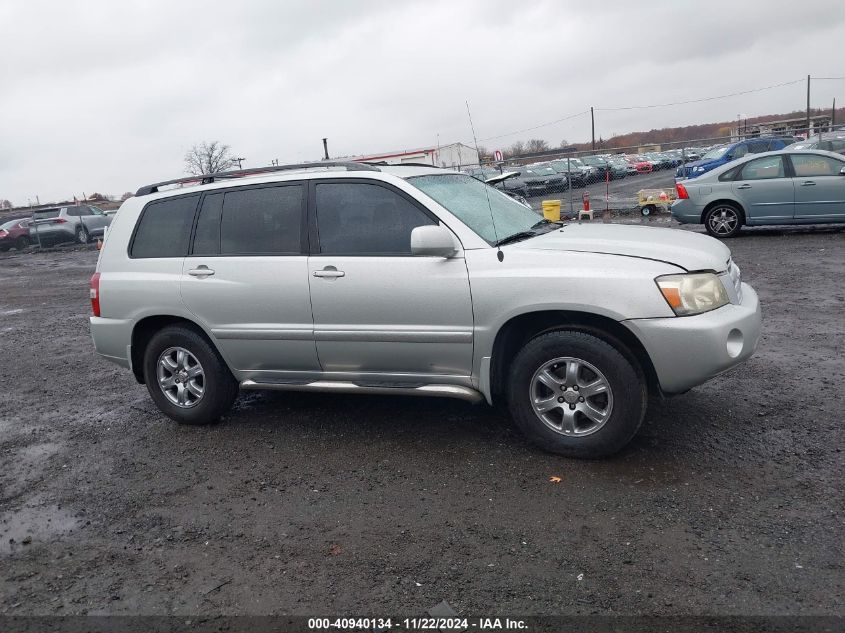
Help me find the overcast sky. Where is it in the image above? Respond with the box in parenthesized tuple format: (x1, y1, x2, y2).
(2, 0, 843, 205)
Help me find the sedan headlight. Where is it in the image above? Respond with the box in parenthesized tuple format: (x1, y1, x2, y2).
(693, 166, 705, 173)
(655, 273, 729, 316)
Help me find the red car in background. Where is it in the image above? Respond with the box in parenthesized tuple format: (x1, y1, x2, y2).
(626, 155, 653, 174)
(0, 217, 32, 251)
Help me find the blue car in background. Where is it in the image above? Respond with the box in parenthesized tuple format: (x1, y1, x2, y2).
(677, 137, 795, 179)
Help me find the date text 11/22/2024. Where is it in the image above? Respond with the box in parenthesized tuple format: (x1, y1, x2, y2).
(307, 617, 528, 630)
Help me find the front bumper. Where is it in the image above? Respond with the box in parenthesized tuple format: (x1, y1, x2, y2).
(623, 283, 761, 394)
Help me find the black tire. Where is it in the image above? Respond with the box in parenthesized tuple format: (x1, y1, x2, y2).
(75, 226, 89, 244)
(16, 236, 29, 250)
(641, 204, 656, 217)
(507, 331, 647, 458)
(0, 245, 9, 252)
(704, 203, 743, 238)
(142, 325, 238, 425)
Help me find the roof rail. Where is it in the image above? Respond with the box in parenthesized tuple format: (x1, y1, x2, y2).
(135, 161, 381, 196)
(362, 161, 444, 168)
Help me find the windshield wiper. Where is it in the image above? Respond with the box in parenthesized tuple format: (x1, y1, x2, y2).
(495, 220, 563, 246)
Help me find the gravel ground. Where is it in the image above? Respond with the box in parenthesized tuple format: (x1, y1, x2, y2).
(0, 221, 843, 618)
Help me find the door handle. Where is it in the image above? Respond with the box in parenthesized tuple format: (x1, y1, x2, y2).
(801, 181, 816, 186)
(736, 184, 752, 189)
(188, 266, 215, 277)
(313, 266, 345, 279)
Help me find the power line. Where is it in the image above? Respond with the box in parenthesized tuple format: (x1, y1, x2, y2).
(479, 110, 589, 142)
(595, 78, 805, 111)
(813, 76, 845, 81)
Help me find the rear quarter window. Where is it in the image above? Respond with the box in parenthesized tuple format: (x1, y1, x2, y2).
(130, 195, 200, 258)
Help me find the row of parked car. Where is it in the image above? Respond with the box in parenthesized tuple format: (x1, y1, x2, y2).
(466, 149, 699, 199)
(0, 204, 113, 251)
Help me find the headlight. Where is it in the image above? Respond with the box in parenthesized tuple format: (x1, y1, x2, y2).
(655, 273, 729, 316)
(693, 166, 705, 172)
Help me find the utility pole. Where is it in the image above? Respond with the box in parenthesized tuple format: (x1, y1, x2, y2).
(832, 98, 837, 130)
(806, 74, 811, 137)
(590, 107, 596, 152)
(233, 157, 245, 170)
(322, 138, 330, 160)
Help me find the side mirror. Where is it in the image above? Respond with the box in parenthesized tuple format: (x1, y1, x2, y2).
(411, 225, 459, 258)
(840, 167, 845, 176)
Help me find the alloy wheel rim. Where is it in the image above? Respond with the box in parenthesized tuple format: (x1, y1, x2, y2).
(157, 347, 205, 408)
(529, 356, 613, 437)
(709, 207, 738, 235)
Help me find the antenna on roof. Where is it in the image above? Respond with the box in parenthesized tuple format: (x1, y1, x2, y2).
(466, 100, 503, 262)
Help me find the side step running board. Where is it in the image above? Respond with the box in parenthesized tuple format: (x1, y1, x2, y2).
(240, 380, 484, 403)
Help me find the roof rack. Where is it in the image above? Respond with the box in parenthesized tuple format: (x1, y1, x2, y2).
(135, 161, 381, 196)
(362, 161, 444, 168)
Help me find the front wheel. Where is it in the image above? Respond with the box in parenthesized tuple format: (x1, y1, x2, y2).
(507, 331, 646, 458)
(75, 226, 89, 244)
(704, 204, 743, 238)
(143, 325, 239, 425)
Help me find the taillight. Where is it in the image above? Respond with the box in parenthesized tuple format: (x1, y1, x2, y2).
(54, 218, 67, 224)
(90, 273, 101, 317)
(676, 182, 689, 200)
(0, 230, 7, 238)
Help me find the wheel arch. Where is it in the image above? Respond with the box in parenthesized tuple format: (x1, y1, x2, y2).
(701, 198, 746, 224)
(488, 310, 660, 407)
(130, 315, 218, 384)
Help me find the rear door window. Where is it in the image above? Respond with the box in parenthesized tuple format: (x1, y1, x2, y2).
(131, 195, 200, 258)
(219, 184, 304, 255)
(790, 154, 845, 177)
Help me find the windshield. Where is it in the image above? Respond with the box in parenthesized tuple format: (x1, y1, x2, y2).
(526, 166, 554, 176)
(581, 157, 604, 165)
(1, 219, 22, 229)
(702, 146, 729, 160)
(407, 173, 544, 244)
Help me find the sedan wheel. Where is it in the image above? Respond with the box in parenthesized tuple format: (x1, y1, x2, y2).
(705, 205, 743, 238)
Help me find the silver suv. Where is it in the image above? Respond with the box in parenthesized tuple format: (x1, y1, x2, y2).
(90, 162, 762, 458)
(30, 204, 111, 246)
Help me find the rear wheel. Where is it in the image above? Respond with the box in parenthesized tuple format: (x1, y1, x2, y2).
(704, 203, 743, 238)
(507, 331, 646, 458)
(143, 325, 238, 425)
(75, 226, 89, 244)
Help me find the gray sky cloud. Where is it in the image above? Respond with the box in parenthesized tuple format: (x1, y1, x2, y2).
(1, 0, 843, 204)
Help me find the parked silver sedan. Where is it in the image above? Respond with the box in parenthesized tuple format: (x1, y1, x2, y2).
(672, 149, 845, 237)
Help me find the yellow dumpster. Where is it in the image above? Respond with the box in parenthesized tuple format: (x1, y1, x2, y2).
(541, 199, 561, 222)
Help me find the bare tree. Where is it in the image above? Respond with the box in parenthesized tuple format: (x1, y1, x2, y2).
(506, 141, 525, 158)
(120, 191, 134, 201)
(184, 141, 238, 176)
(0, 199, 12, 210)
(525, 139, 549, 153)
(559, 139, 570, 148)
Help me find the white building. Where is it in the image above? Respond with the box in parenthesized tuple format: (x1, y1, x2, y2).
(352, 142, 479, 169)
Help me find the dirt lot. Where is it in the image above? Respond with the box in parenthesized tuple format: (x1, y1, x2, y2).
(0, 222, 843, 618)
